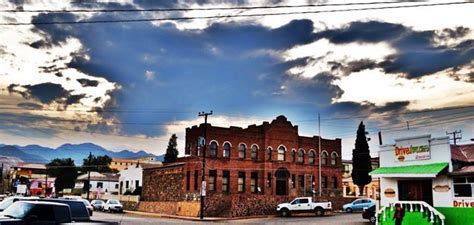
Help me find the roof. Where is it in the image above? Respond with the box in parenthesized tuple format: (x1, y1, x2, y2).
(370, 162, 448, 178)
(14, 162, 46, 170)
(144, 162, 184, 170)
(451, 165, 474, 175)
(77, 172, 119, 182)
(451, 144, 474, 163)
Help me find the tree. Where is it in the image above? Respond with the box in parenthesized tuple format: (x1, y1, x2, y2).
(164, 134, 178, 163)
(82, 154, 113, 173)
(47, 158, 78, 194)
(351, 121, 373, 196)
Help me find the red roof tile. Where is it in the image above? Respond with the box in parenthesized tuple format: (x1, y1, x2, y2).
(451, 144, 474, 163)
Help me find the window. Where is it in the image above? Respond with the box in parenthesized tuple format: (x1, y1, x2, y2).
(298, 149, 304, 164)
(223, 142, 231, 158)
(291, 174, 296, 188)
(453, 176, 474, 197)
(331, 152, 338, 166)
(210, 141, 217, 157)
(251, 145, 258, 160)
(239, 144, 246, 159)
(194, 170, 199, 191)
(298, 175, 304, 191)
(321, 151, 328, 165)
(98, 182, 104, 188)
(308, 151, 315, 164)
(278, 146, 286, 161)
(322, 176, 328, 189)
(267, 172, 272, 188)
(333, 177, 338, 189)
(209, 170, 216, 192)
(115, 184, 119, 189)
(291, 150, 296, 162)
(299, 198, 309, 204)
(251, 172, 258, 193)
(238, 172, 246, 192)
(222, 171, 230, 193)
(267, 147, 272, 161)
(186, 171, 191, 191)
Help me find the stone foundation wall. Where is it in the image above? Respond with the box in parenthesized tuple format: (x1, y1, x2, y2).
(122, 201, 139, 211)
(138, 201, 200, 217)
(142, 165, 184, 201)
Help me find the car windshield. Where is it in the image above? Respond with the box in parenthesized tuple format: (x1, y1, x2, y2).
(108, 200, 119, 204)
(1, 202, 34, 219)
(0, 197, 14, 211)
(92, 200, 104, 204)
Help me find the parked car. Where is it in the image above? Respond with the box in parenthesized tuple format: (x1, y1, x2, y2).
(103, 199, 123, 213)
(80, 199, 94, 217)
(0, 201, 72, 224)
(343, 198, 375, 213)
(0, 201, 118, 225)
(0, 196, 38, 212)
(362, 204, 376, 224)
(37, 198, 92, 221)
(91, 199, 105, 211)
(276, 197, 332, 217)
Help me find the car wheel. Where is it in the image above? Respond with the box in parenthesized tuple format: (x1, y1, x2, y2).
(346, 208, 352, 213)
(281, 208, 290, 217)
(315, 207, 325, 217)
(370, 216, 376, 223)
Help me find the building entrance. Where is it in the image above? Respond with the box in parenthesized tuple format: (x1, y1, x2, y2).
(398, 179, 433, 205)
(275, 167, 290, 195)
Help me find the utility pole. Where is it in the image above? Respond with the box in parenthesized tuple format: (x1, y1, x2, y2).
(44, 171, 48, 198)
(318, 113, 322, 197)
(198, 110, 212, 220)
(446, 130, 462, 146)
(86, 152, 92, 201)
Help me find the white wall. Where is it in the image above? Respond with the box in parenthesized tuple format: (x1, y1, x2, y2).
(380, 178, 398, 206)
(433, 175, 454, 207)
(118, 165, 143, 194)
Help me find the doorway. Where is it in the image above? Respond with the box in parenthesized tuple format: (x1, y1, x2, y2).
(398, 180, 433, 205)
(275, 167, 290, 195)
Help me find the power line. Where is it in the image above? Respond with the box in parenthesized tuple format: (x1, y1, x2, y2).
(0, 1, 425, 13)
(0, 2, 470, 26)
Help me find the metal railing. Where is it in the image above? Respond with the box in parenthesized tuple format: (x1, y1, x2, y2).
(376, 201, 445, 225)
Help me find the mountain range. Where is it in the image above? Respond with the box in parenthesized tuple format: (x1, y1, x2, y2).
(0, 143, 163, 164)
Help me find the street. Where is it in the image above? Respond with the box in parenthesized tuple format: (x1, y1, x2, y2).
(92, 212, 371, 225)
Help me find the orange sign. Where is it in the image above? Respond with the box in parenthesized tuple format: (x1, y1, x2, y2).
(453, 200, 474, 208)
(395, 145, 430, 161)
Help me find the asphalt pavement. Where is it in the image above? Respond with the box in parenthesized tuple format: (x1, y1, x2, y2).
(92, 211, 372, 225)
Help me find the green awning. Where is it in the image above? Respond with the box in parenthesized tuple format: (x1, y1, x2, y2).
(370, 162, 449, 178)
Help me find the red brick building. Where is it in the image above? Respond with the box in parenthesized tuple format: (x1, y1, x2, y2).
(142, 115, 343, 216)
(182, 115, 342, 197)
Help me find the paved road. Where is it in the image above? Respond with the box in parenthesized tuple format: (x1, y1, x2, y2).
(92, 211, 372, 225)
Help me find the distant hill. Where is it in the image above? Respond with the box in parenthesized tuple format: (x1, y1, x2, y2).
(0, 143, 162, 164)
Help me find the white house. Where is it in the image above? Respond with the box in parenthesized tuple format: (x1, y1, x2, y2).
(119, 163, 161, 194)
(75, 172, 120, 196)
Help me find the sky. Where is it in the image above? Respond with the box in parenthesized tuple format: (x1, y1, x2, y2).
(0, 0, 473, 159)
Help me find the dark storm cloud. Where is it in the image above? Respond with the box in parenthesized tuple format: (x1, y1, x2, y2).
(283, 72, 344, 105)
(65, 94, 87, 105)
(314, 21, 474, 79)
(77, 78, 99, 87)
(17, 102, 43, 110)
(22, 83, 69, 104)
(372, 101, 410, 113)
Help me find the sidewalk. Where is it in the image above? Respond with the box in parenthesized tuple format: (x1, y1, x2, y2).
(124, 210, 272, 221)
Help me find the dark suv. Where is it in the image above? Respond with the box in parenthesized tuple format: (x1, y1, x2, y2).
(362, 204, 376, 224)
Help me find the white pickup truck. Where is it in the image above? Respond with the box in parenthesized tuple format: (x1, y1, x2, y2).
(276, 197, 332, 217)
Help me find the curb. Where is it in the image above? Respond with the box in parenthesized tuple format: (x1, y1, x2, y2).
(123, 210, 273, 221)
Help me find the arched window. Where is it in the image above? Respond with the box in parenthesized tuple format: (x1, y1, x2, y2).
(321, 151, 329, 165)
(278, 146, 286, 161)
(267, 147, 272, 161)
(251, 145, 258, 160)
(331, 152, 338, 166)
(209, 141, 217, 157)
(297, 149, 304, 163)
(291, 150, 296, 162)
(308, 150, 315, 165)
(239, 144, 246, 159)
(223, 142, 231, 158)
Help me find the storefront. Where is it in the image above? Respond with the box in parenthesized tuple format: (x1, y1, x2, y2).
(370, 135, 474, 225)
